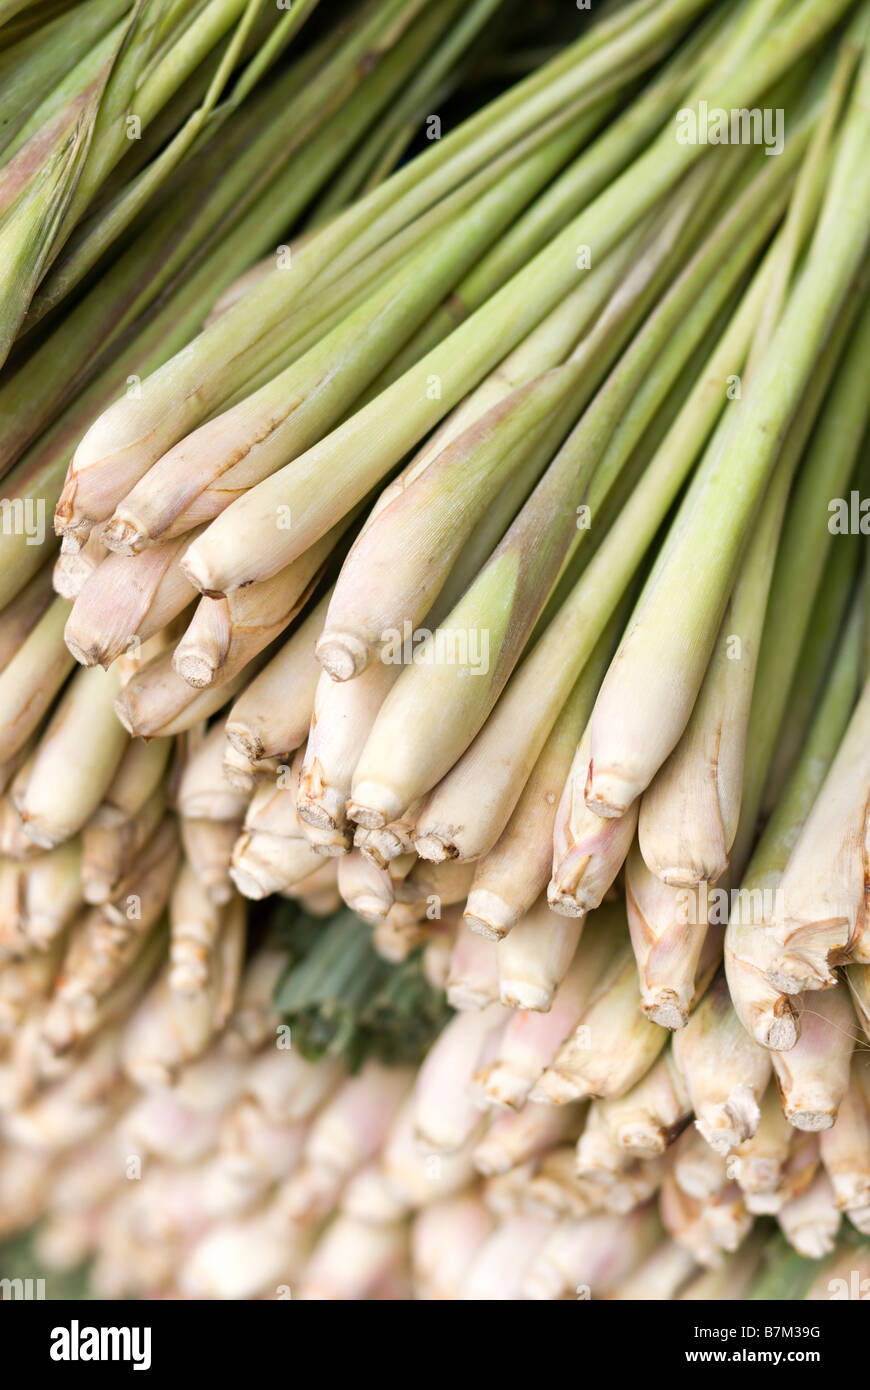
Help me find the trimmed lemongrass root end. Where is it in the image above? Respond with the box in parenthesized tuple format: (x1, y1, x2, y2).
(463, 889, 519, 941)
(315, 631, 371, 682)
(346, 785, 404, 830)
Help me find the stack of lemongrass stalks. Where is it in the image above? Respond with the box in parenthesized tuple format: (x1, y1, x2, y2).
(1, 916, 868, 1299)
(2, 0, 870, 1300)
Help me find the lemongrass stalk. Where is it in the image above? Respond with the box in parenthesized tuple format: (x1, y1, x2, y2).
(229, 753, 323, 898)
(637, 462, 806, 888)
(0, 596, 74, 763)
(474, 1100, 580, 1177)
(0, 559, 53, 666)
(597, 1049, 691, 1157)
(763, 540, 862, 820)
(168, 859, 229, 995)
(19, 663, 127, 848)
(670, 973, 771, 1153)
(475, 944, 618, 1109)
(336, 849, 396, 923)
(81, 787, 165, 903)
(445, 922, 499, 1012)
(231, 826, 323, 899)
(768, 672, 870, 990)
(725, 596, 863, 1048)
(415, 588, 628, 866)
(174, 526, 338, 690)
(412, 1002, 508, 1154)
(181, 816, 240, 906)
(64, 529, 202, 668)
(316, 230, 647, 681)
(726, 1083, 793, 1198)
(224, 589, 328, 764)
(40, 920, 165, 1058)
(532, 934, 667, 1103)
(12, 839, 81, 950)
(745, 1130, 821, 1216)
(778, 1168, 840, 1258)
(624, 839, 710, 1028)
(495, 895, 585, 1011)
(348, 149, 797, 830)
(53, 526, 108, 601)
(175, 720, 249, 822)
(484, 239, 781, 894)
(113, 638, 263, 738)
(771, 985, 857, 1131)
(548, 730, 637, 926)
(353, 405, 559, 687)
(819, 1060, 870, 1211)
(69, 0, 721, 508)
(298, 660, 396, 836)
(463, 681, 602, 941)
(673, 1126, 729, 1201)
(412, 1195, 494, 1301)
(91, 816, 179, 950)
(585, 55, 870, 817)
(123, 903, 245, 1087)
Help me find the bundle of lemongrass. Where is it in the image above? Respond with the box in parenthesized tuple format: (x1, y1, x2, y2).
(1, 0, 870, 1301)
(1, 929, 868, 1299)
